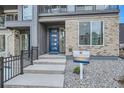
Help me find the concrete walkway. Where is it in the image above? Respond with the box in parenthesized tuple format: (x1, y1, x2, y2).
(24, 64, 65, 74)
(4, 74, 64, 88)
(4, 54, 66, 88)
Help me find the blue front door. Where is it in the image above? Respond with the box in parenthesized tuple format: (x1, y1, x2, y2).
(49, 28, 59, 53)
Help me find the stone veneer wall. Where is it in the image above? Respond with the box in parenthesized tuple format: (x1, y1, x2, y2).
(65, 14, 119, 56)
(0, 29, 15, 57)
(14, 30, 20, 56)
(0, 29, 21, 57)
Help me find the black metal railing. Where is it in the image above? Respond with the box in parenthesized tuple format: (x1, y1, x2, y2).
(0, 55, 22, 88)
(39, 5, 119, 15)
(3, 55, 21, 83)
(0, 46, 38, 88)
(21, 50, 31, 68)
(0, 57, 4, 88)
(31, 47, 38, 65)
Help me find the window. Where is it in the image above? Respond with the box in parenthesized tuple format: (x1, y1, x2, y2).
(23, 5, 33, 20)
(0, 35, 5, 52)
(0, 16, 5, 27)
(20, 34, 28, 50)
(92, 21, 103, 45)
(79, 21, 103, 45)
(79, 22, 90, 45)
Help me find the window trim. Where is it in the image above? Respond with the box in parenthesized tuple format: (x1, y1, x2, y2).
(0, 15, 5, 27)
(0, 35, 5, 52)
(22, 5, 33, 21)
(78, 20, 104, 46)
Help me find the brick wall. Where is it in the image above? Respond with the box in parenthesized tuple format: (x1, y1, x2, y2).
(65, 14, 119, 56)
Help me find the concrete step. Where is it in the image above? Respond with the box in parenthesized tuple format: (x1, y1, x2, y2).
(4, 74, 64, 88)
(24, 64, 65, 74)
(39, 54, 66, 59)
(34, 59, 66, 65)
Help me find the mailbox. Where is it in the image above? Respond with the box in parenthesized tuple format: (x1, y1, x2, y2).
(73, 51, 90, 64)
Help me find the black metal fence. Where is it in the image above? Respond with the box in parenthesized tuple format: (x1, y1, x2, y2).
(0, 57, 4, 88)
(0, 46, 38, 88)
(21, 50, 31, 68)
(31, 47, 38, 65)
(3, 56, 21, 82)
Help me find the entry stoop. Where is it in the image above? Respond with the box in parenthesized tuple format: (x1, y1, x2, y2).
(34, 54, 66, 65)
(39, 54, 66, 59)
(24, 64, 65, 74)
(34, 59, 66, 65)
(4, 54, 66, 88)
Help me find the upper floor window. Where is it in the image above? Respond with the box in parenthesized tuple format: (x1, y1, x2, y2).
(0, 16, 5, 27)
(23, 5, 33, 20)
(79, 21, 103, 45)
(0, 35, 5, 52)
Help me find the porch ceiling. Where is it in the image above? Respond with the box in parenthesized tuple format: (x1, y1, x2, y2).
(0, 5, 17, 10)
(7, 27, 30, 31)
(41, 21, 65, 26)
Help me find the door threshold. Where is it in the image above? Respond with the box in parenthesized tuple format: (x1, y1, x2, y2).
(49, 52, 59, 54)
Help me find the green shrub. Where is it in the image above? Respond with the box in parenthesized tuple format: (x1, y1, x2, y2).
(73, 66, 80, 74)
(114, 76, 124, 85)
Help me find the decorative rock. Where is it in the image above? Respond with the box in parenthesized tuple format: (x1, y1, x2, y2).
(64, 58, 124, 88)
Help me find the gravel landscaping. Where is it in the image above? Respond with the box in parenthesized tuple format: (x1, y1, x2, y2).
(64, 58, 124, 88)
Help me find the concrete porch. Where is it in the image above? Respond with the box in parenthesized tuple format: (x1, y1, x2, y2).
(4, 54, 66, 88)
(34, 54, 66, 65)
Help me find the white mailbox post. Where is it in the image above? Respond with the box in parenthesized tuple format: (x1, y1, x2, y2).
(73, 51, 90, 80)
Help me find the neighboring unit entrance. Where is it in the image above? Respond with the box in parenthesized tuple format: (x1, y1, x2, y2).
(49, 28, 59, 53)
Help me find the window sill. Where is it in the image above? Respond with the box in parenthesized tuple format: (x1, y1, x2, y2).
(78, 45, 104, 47)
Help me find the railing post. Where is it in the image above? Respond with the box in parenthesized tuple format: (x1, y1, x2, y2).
(0, 57, 4, 88)
(31, 47, 33, 65)
(20, 50, 24, 74)
(37, 47, 38, 60)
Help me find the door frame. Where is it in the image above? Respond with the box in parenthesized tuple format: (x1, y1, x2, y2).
(19, 30, 30, 52)
(48, 27, 59, 53)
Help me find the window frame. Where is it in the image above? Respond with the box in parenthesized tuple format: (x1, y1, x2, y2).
(22, 5, 33, 21)
(0, 35, 5, 52)
(0, 15, 5, 27)
(78, 22, 91, 45)
(78, 20, 104, 46)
